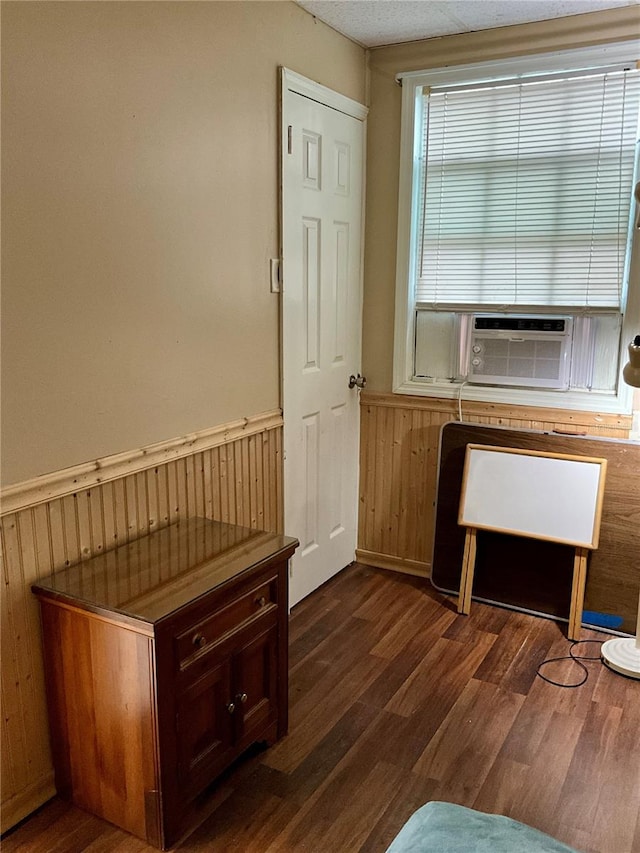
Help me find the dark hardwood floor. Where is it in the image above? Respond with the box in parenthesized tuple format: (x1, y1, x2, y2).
(5, 563, 640, 853)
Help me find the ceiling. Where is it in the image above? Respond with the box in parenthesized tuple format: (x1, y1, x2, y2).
(295, 0, 639, 48)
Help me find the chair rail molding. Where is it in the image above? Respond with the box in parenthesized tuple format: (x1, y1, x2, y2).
(1, 410, 283, 516)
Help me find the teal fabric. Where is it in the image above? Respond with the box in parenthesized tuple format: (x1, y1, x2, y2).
(386, 802, 582, 853)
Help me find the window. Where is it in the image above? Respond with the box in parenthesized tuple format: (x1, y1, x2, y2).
(394, 45, 640, 413)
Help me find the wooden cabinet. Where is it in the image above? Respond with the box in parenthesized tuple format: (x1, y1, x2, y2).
(32, 518, 298, 850)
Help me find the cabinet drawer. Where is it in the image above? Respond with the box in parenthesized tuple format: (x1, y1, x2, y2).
(174, 576, 277, 671)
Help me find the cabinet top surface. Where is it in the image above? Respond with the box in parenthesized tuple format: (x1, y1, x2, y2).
(32, 518, 298, 625)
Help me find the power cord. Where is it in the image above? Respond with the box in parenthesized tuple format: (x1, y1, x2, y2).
(536, 639, 604, 688)
(457, 381, 467, 422)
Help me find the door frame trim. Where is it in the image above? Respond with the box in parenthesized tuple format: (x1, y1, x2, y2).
(281, 68, 369, 121)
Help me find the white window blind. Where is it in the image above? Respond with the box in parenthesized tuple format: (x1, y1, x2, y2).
(416, 68, 640, 309)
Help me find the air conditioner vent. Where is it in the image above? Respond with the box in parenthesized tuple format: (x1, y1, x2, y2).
(465, 315, 573, 390)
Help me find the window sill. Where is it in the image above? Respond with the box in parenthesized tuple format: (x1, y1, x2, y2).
(393, 378, 633, 416)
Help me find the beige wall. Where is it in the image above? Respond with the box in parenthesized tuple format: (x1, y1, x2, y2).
(363, 6, 640, 393)
(1, 0, 365, 487)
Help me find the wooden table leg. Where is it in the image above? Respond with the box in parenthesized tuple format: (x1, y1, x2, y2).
(458, 527, 477, 615)
(568, 546, 588, 641)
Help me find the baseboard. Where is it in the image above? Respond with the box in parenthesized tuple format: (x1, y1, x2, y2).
(1, 774, 56, 835)
(356, 549, 431, 578)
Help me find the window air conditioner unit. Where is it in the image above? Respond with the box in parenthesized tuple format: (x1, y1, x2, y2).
(464, 315, 573, 390)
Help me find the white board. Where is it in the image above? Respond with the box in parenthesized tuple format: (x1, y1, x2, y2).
(458, 444, 607, 549)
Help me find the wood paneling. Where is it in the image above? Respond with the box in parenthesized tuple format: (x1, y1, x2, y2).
(0, 418, 283, 833)
(357, 392, 632, 575)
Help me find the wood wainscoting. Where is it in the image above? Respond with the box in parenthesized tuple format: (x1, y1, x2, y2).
(0, 411, 283, 834)
(356, 392, 632, 577)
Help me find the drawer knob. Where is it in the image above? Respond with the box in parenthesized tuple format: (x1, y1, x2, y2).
(237, 692, 248, 704)
(226, 701, 236, 714)
(256, 595, 267, 608)
(192, 633, 206, 649)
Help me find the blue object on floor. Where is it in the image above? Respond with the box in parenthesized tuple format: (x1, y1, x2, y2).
(582, 610, 623, 629)
(385, 802, 582, 853)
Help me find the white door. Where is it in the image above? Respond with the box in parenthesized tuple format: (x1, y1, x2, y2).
(281, 70, 367, 608)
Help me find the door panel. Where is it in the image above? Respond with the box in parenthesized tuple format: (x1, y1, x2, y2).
(233, 625, 278, 750)
(301, 411, 320, 558)
(175, 659, 233, 792)
(302, 217, 321, 370)
(332, 221, 349, 363)
(282, 77, 365, 608)
(328, 402, 346, 539)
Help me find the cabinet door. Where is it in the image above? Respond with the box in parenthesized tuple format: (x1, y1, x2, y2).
(232, 623, 278, 751)
(175, 658, 235, 791)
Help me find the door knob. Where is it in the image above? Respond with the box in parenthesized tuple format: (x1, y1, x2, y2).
(348, 373, 366, 390)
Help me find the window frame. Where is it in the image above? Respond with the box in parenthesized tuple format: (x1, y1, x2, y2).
(393, 43, 640, 414)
